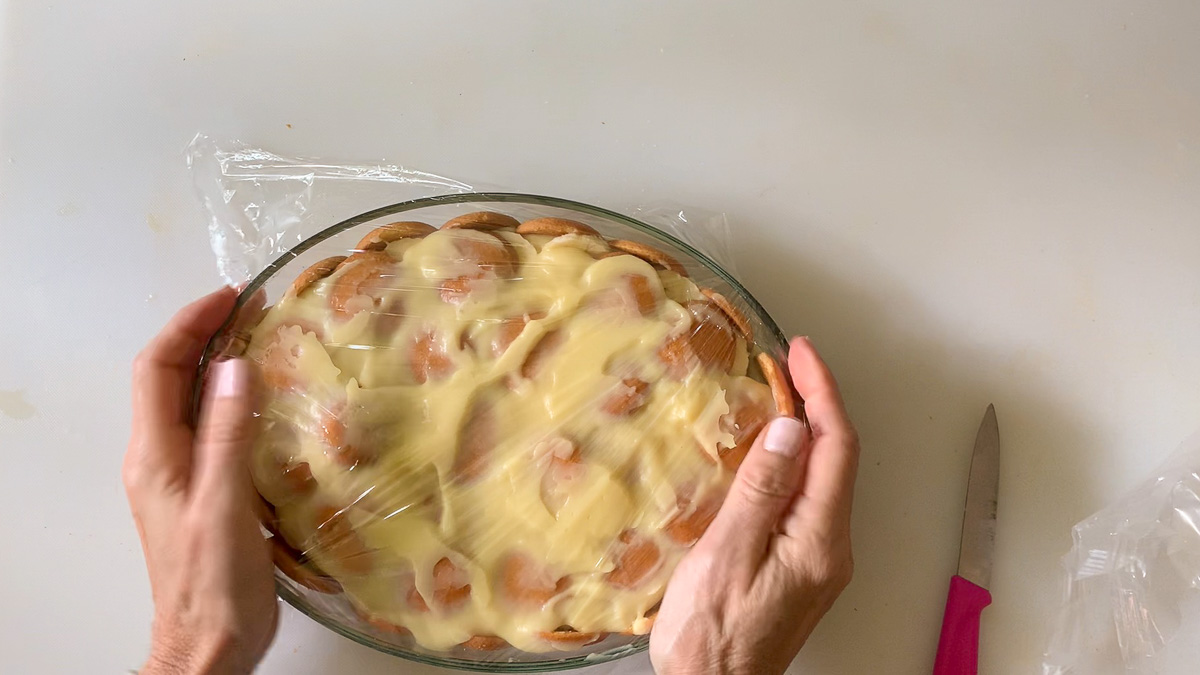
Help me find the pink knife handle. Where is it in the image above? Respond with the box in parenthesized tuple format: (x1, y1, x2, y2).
(932, 575, 992, 675)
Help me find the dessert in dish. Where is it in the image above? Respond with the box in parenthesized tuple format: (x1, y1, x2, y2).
(242, 211, 792, 653)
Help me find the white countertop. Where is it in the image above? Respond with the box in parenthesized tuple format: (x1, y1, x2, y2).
(2, 1, 1198, 673)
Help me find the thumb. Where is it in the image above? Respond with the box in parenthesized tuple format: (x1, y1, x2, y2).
(193, 358, 260, 506)
(701, 416, 810, 562)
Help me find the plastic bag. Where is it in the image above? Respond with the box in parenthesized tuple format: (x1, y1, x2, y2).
(186, 136, 793, 669)
(1043, 433, 1200, 674)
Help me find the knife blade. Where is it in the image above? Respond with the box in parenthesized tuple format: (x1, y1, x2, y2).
(957, 403, 1000, 589)
(932, 404, 1000, 675)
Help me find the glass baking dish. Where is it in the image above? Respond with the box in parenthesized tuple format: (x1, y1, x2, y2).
(193, 193, 790, 671)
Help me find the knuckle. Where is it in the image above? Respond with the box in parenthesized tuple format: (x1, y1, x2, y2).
(201, 415, 252, 447)
(735, 469, 795, 507)
(198, 399, 255, 447)
(182, 508, 210, 536)
(830, 550, 853, 585)
(131, 350, 154, 380)
(817, 546, 854, 590)
(121, 444, 150, 495)
(121, 457, 143, 494)
(837, 425, 861, 454)
(845, 449, 861, 478)
(845, 427, 861, 450)
(841, 555, 855, 588)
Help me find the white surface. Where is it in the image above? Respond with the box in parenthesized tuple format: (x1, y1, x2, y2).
(2, 1, 1199, 673)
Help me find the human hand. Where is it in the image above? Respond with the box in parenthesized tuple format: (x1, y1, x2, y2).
(650, 337, 859, 675)
(123, 288, 277, 674)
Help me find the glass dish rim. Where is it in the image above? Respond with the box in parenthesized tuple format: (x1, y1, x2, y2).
(192, 192, 787, 671)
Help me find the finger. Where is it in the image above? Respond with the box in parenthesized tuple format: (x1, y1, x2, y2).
(786, 336, 860, 518)
(214, 287, 268, 358)
(193, 359, 262, 513)
(126, 287, 238, 494)
(699, 416, 810, 569)
(132, 287, 238, 430)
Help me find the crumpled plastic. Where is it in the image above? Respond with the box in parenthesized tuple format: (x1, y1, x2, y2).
(186, 134, 738, 286)
(1043, 433, 1200, 674)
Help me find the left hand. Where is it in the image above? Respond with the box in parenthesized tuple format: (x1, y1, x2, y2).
(123, 287, 277, 674)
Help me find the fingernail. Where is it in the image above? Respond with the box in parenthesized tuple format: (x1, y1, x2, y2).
(764, 417, 804, 457)
(213, 359, 247, 399)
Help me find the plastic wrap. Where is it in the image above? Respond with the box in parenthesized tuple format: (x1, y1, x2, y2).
(185, 135, 741, 286)
(187, 137, 793, 670)
(1043, 434, 1200, 674)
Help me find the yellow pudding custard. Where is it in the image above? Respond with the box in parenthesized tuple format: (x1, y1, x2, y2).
(242, 212, 787, 654)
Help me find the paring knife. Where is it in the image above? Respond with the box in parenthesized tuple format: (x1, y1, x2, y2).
(933, 404, 1000, 675)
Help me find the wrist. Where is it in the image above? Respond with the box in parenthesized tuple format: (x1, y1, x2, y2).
(653, 631, 756, 675)
(143, 625, 247, 675)
(654, 633, 794, 675)
(656, 656, 774, 675)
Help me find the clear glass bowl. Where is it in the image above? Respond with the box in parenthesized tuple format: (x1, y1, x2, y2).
(194, 193, 789, 672)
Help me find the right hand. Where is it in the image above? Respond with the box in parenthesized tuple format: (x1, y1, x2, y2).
(650, 337, 859, 675)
